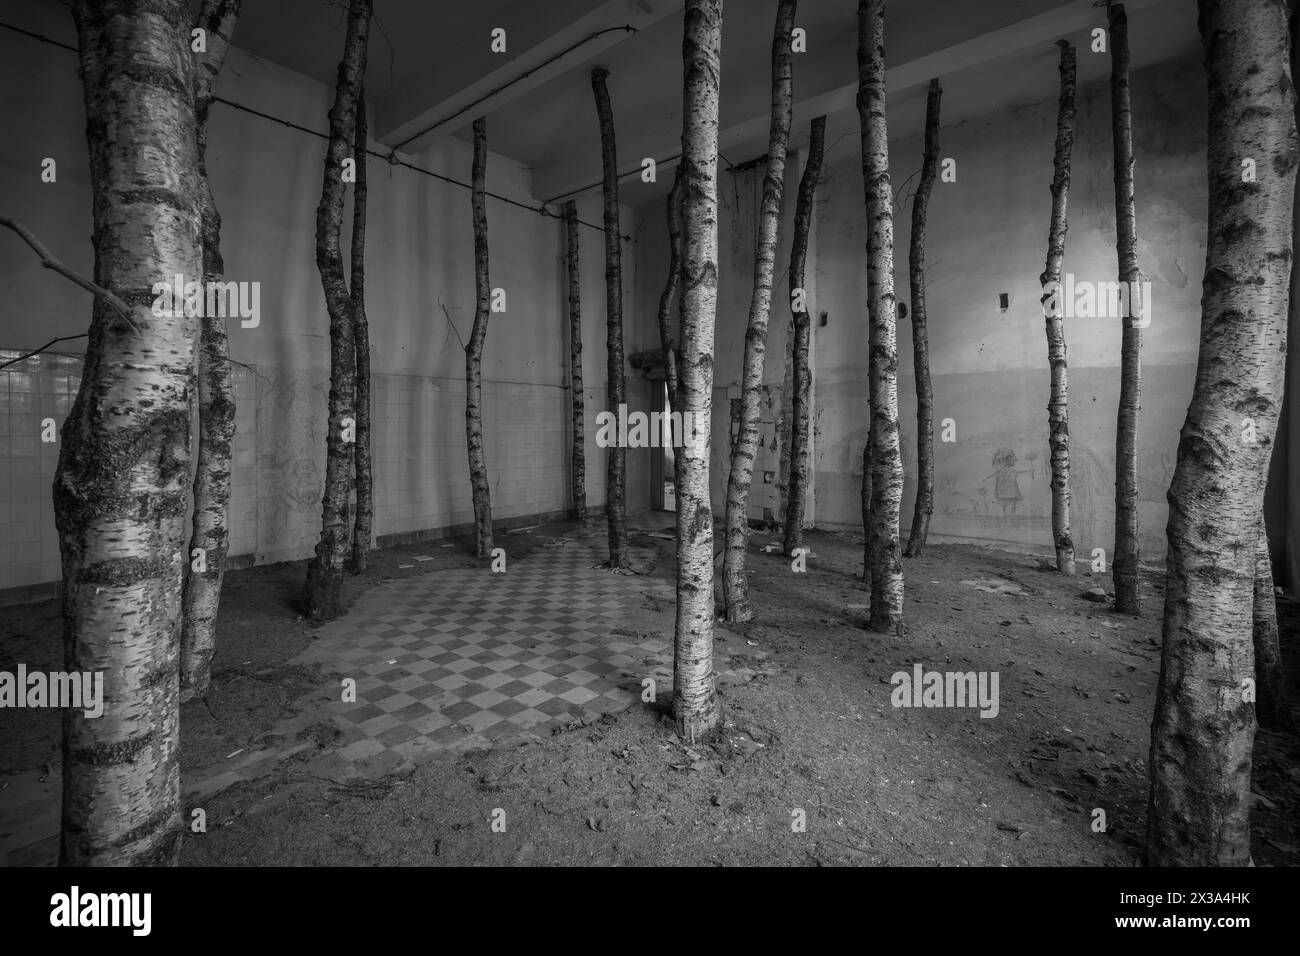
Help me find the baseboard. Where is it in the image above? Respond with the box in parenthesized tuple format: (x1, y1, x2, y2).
(0, 550, 262, 609)
(375, 504, 605, 550)
(0, 579, 60, 609)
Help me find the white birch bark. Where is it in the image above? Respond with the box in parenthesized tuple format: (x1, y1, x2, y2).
(1145, 0, 1296, 866)
(673, 0, 725, 740)
(858, 0, 904, 630)
(58, 0, 204, 865)
(722, 0, 796, 624)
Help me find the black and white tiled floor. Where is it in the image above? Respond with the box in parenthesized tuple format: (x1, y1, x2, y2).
(186, 522, 675, 800)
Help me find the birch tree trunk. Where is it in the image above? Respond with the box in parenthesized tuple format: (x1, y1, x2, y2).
(782, 116, 826, 558)
(181, 0, 241, 701)
(1145, 0, 1296, 867)
(1041, 40, 1077, 576)
(674, 0, 724, 741)
(591, 67, 630, 569)
(302, 0, 370, 621)
(658, 164, 685, 409)
(350, 83, 373, 573)
(466, 116, 494, 560)
(661, 168, 687, 513)
(1109, 2, 1142, 614)
(1253, 517, 1288, 728)
(903, 78, 941, 558)
(564, 200, 587, 521)
(722, 0, 796, 624)
(858, 0, 904, 631)
(57, 0, 202, 865)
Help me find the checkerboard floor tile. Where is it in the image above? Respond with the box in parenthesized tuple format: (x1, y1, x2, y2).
(186, 518, 675, 798)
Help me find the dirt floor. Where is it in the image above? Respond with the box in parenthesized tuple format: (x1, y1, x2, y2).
(3, 520, 1298, 866)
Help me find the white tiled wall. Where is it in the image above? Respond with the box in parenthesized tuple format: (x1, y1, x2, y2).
(0, 352, 634, 597)
(0, 351, 76, 591)
(369, 374, 584, 542)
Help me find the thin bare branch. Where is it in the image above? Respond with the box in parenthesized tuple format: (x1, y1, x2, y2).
(0, 216, 138, 331)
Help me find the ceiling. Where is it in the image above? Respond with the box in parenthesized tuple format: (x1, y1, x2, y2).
(225, 0, 1201, 206)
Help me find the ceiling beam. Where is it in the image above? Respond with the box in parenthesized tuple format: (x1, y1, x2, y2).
(374, 0, 684, 150)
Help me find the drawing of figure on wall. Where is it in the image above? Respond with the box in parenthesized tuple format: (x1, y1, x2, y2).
(986, 447, 1030, 517)
(1068, 444, 1107, 553)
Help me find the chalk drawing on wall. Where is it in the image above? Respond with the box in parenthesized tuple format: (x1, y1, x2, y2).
(986, 447, 1031, 517)
(938, 444, 1045, 520)
(1068, 445, 1109, 551)
(255, 369, 328, 559)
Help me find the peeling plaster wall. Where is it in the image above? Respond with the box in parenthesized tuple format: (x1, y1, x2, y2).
(644, 148, 814, 527)
(715, 152, 812, 527)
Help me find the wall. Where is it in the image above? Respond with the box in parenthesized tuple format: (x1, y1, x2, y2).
(0, 1, 654, 598)
(636, 51, 1216, 569)
(814, 53, 1206, 566)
